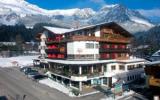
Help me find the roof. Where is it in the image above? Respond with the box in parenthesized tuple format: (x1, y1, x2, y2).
(65, 22, 133, 37)
(43, 22, 133, 37)
(43, 26, 73, 34)
(152, 50, 160, 57)
(145, 60, 160, 66)
(39, 58, 145, 65)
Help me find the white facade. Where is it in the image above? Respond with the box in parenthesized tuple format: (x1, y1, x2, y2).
(94, 27, 100, 37)
(104, 61, 145, 84)
(67, 41, 99, 55)
(40, 34, 47, 57)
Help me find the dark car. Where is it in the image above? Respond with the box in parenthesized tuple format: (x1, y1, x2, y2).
(24, 69, 38, 75)
(27, 72, 40, 78)
(31, 74, 48, 81)
(20, 67, 31, 72)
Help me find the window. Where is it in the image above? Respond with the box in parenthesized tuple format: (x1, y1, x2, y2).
(127, 65, 135, 70)
(111, 65, 116, 70)
(127, 76, 130, 81)
(111, 53, 118, 59)
(115, 45, 118, 49)
(121, 53, 126, 57)
(104, 44, 110, 49)
(111, 44, 115, 49)
(137, 64, 143, 68)
(95, 44, 99, 48)
(106, 54, 110, 58)
(130, 76, 132, 80)
(119, 65, 125, 70)
(86, 43, 94, 49)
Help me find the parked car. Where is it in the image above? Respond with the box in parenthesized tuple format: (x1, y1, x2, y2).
(27, 72, 40, 78)
(24, 69, 38, 75)
(31, 74, 48, 81)
(20, 67, 31, 72)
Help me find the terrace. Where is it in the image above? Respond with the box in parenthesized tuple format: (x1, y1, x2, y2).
(47, 63, 105, 79)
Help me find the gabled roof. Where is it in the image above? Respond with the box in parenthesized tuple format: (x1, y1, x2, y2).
(152, 50, 160, 57)
(43, 26, 73, 34)
(145, 60, 160, 66)
(66, 22, 133, 37)
(43, 22, 133, 37)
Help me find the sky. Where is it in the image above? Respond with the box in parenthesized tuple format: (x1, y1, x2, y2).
(27, 0, 160, 21)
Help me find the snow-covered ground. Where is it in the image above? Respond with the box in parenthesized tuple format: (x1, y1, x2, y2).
(101, 90, 134, 100)
(39, 78, 74, 97)
(0, 55, 38, 67)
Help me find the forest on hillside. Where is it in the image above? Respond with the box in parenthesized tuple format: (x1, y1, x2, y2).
(0, 23, 65, 42)
(0, 23, 67, 52)
(0, 23, 160, 56)
(134, 25, 160, 56)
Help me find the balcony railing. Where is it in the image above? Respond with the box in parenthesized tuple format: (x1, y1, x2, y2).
(45, 35, 131, 44)
(99, 48, 130, 53)
(66, 35, 130, 43)
(49, 69, 104, 79)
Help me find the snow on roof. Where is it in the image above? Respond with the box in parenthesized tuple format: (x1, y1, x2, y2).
(117, 58, 145, 63)
(43, 22, 132, 37)
(66, 22, 133, 37)
(145, 60, 160, 65)
(43, 26, 73, 34)
(152, 50, 160, 57)
(40, 58, 145, 65)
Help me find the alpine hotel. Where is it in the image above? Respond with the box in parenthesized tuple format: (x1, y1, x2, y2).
(34, 22, 145, 93)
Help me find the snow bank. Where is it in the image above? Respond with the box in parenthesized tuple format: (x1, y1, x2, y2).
(39, 78, 72, 96)
(100, 90, 134, 100)
(0, 55, 38, 67)
(0, 58, 13, 67)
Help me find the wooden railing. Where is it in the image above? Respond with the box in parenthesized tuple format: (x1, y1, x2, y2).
(67, 35, 131, 43)
(67, 35, 100, 41)
(45, 35, 131, 44)
(99, 48, 130, 53)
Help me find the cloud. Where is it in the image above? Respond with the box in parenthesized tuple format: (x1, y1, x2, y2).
(138, 9, 160, 17)
(90, 0, 106, 6)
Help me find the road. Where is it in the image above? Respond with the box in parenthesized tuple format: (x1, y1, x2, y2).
(120, 93, 149, 100)
(0, 67, 105, 100)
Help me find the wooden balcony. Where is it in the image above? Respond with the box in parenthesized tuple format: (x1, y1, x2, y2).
(66, 35, 131, 43)
(46, 47, 65, 53)
(45, 35, 131, 44)
(45, 40, 65, 44)
(101, 28, 113, 34)
(66, 35, 100, 41)
(99, 48, 130, 53)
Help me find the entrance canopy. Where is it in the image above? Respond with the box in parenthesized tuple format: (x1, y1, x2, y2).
(42, 58, 145, 65)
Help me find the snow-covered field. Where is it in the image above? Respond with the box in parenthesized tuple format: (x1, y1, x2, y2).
(0, 55, 38, 67)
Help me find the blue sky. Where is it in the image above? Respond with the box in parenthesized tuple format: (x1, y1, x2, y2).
(27, 0, 160, 20)
(27, 0, 160, 10)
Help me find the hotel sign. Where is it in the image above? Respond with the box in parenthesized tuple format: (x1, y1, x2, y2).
(114, 83, 123, 94)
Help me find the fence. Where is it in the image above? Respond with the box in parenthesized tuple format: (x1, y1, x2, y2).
(0, 50, 39, 58)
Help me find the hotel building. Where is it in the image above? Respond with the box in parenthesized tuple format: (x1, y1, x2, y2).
(34, 22, 145, 92)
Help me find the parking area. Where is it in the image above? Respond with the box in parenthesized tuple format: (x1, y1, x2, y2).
(0, 67, 105, 100)
(0, 66, 150, 100)
(19, 66, 48, 82)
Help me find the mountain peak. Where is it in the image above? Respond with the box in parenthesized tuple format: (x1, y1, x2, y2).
(100, 4, 125, 11)
(0, 0, 24, 4)
(0, 0, 154, 33)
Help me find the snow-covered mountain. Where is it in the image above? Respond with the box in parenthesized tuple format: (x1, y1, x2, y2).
(0, 0, 154, 33)
(87, 4, 154, 33)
